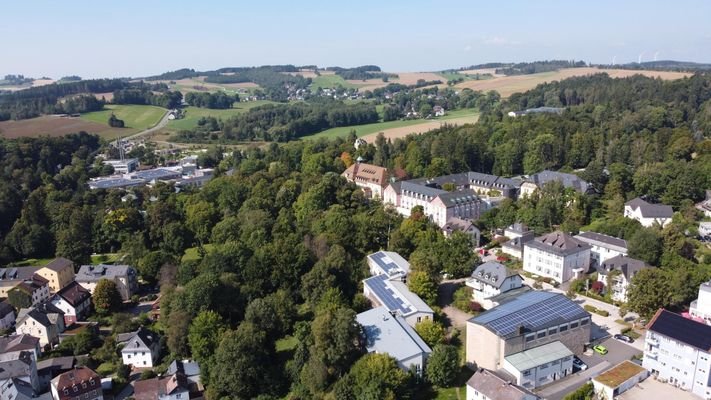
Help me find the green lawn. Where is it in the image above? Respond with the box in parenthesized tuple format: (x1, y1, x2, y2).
(182, 244, 216, 262)
(90, 253, 121, 264)
(81, 104, 166, 131)
(310, 74, 363, 90)
(9, 258, 55, 267)
(305, 108, 480, 140)
(165, 100, 277, 131)
(275, 336, 298, 352)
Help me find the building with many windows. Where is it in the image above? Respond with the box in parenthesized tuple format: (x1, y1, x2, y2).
(596, 255, 649, 302)
(574, 231, 627, 267)
(341, 162, 389, 199)
(643, 309, 711, 398)
(466, 368, 540, 400)
(523, 231, 591, 283)
(466, 262, 524, 309)
(690, 280, 711, 325)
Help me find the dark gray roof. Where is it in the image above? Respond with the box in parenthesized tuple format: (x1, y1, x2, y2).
(469, 291, 589, 339)
(470, 262, 519, 289)
(625, 198, 673, 218)
(76, 264, 135, 282)
(400, 180, 446, 198)
(18, 303, 64, 327)
(37, 356, 75, 372)
(0, 334, 39, 353)
(0, 267, 40, 281)
(436, 189, 480, 207)
(41, 257, 73, 272)
(528, 170, 589, 193)
(387, 181, 402, 194)
(467, 368, 539, 400)
(599, 255, 648, 280)
(167, 360, 201, 377)
(443, 217, 476, 233)
(0, 301, 14, 318)
(575, 231, 627, 251)
(648, 309, 711, 351)
(0, 351, 34, 379)
(526, 231, 591, 257)
(120, 327, 159, 353)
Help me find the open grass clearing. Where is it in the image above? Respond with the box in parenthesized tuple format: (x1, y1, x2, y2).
(165, 100, 278, 131)
(182, 244, 216, 262)
(310, 74, 363, 90)
(81, 104, 166, 132)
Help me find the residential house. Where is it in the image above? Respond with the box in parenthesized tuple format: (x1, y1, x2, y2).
(466, 291, 590, 387)
(0, 377, 51, 400)
(50, 367, 103, 400)
(8, 275, 50, 308)
(50, 282, 92, 326)
(519, 170, 590, 197)
(596, 255, 649, 302)
(15, 304, 65, 347)
(0, 302, 15, 331)
(119, 327, 161, 368)
(690, 280, 711, 325)
(624, 197, 673, 228)
(35, 258, 75, 294)
(0, 351, 40, 396)
(341, 162, 389, 199)
(592, 360, 648, 400)
(366, 251, 410, 280)
(643, 309, 711, 398)
(0, 335, 41, 361)
(133, 367, 198, 400)
(700, 221, 711, 237)
(466, 368, 539, 400)
(442, 217, 481, 248)
(356, 306, 432, 376)
(523, 231, 591, 283)
(0, 267, 40, 298)
(384, 180, 481, 228)
(75, 265, 138, 301)
(363, 274, 434, 327)
(465, 262, 523, 309)
(433, 106, 446, 117)
(501, 223, 535, 259)
(37, 356, 75, 392)
(166, 360, 202, 394)
(574, 231, 628, 267)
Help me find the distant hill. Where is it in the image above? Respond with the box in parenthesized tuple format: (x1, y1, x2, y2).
(455, 60, 587, 76)
(599, 60, 711, 72)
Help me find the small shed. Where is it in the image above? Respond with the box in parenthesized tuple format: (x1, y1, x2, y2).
(592, 360, 648, 400)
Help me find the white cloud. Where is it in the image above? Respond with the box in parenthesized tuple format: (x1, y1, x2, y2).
(482, 36, 521, 46)
(463, 45, 472, 52)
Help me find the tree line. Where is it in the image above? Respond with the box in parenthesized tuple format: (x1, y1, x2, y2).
(112, 88, 183, 109)
(495, 60, 587, 76)
(184, 91, 239, 109)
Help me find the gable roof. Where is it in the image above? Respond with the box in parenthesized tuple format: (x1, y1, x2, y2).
(574, 231, 627, 252)
(0, 301, 14, 318)
(367, 251, 410, 277)
(120, 327, 159, 353)
(526, 231, 591, 257)
(0, 334, 39, 354)
(343, 163, 389, 187)
(51, 367, 101, 399)
(443, 217, 478, 234)
(647, 309, 711, 352)
(133, 374, 189, 400)
(625, 198, 673, 218)
(363, 274, 433, 318)
(505, 223, 532, 235)
(469, 291, 589, 339)
(41, 258, 73, 272)
(599, 255, 648, 280)
(528, 170, 589, 193)
(356, 306, 431, 362)
(167, 359, 201, 377)
(470, 262, 519, 289)
(17, 303, 64, 328)
(467, 368, 539, 400)
(435, 189, 480, 207)
(505, 341, 573, 371)
(56, 281, 91, 307)
(0, 351, 34, 380)
(76, 264, 134, 281)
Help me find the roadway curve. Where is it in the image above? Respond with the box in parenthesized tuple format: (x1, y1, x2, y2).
(125, 110, 172, 141)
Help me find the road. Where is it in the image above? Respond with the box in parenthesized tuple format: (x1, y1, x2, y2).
(125, 110, 172, 141)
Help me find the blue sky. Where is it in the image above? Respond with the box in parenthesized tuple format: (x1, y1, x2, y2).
(2, 0, 710, 78)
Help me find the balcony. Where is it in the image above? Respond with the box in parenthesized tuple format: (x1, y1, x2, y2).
(645, 351, 658, 360)
(647, 336, 659, 346)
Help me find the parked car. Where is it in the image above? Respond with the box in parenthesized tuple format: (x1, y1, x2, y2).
(593, 345, 608, 355)
(572, 356, 588, 371)
(614, 334, 634, 343)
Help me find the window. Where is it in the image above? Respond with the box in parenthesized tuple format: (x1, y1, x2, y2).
(570, 321, 579, 329)
(559, 324, 568, 332)
(549, 327, 558, 335)
(523, 370, 531, 376)
(537, 330, 546, 339)
(580, 318, 589, 326)
(525, 334, 535, 342)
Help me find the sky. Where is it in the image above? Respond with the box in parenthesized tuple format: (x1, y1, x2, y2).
(2, 0, 711, 79)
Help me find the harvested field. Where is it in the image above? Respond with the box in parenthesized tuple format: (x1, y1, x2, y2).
(0, 115, 125, 139)
(0, 78, 56, 92)
(360, 114, 479, 143)
(93, 92, 114, 102)
(454, 67, 691, 97)
(282, 70, 320, 78)
(348, 71, 448, 91)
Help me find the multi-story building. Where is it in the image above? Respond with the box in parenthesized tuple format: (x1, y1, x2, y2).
(624, 197, 673, 228)
(466, 367, 540, 400)
(50, 282, 92, 326)
(75, 265, 138, 301)
(0, 351, 40, 396)
(523, 231, 591, 283)
(643, 309, 711, 399)
(119, 327, 161, 368)
(442, 217, 481, 248)
(466, 262, 523, 309)
(356, 306, 431, 376)
(35, 258, 75, 294)
(596, 255, 649, 302)
(363, 274, 434, 327)
(102, 158, 138, 174)
(8, 276, 50, 308)
(519, 170, 590, 197)
(16, 303, 65, 347)
(574, 231, 627, 267)
(466, 290, 590, 389)
(0, 302, 15, 331)
(501, 223, 535, 259)
(366, 251, 410, 280)
(50, 367, 103, 400)
(341, 162, 389, 199)
(690, 280, 711, 325)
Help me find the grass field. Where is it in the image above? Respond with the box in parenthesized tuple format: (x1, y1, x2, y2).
(310, 74, 362, 90)
(165, 100, 278, 131)
(81, 104, 166, 132)
(306, 109, 479, 140)
(182, 244, 216, 262)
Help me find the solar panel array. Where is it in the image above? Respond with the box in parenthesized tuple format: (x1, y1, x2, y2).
(364, 274, 413, 315)
(370, 252, 403, 276)
(472, 291, 588, 338)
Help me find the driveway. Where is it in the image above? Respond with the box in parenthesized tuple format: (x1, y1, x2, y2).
(438, 278, 474, 329)
(619, 378, 700, 400)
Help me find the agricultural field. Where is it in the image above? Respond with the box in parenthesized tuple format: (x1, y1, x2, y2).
(455, 67, 691, 97)
(310, 74, 363, 90)
(0, 115, 125, 139)
(156, 77, 259, 95)
(164, 100, 278, 131)
(81, 104, 166, 133)
(305, 109, 479, 141)
(348, 71, 448, 91)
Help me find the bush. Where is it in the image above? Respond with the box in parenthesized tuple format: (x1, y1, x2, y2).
(596, 309, 610, 317)
(452, 286, 473, 313)
(469, 301, 483, 312)
(583, 305, 597, 313)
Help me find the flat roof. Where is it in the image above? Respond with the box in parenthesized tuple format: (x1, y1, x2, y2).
(130, 168, 182, 180)
(364, 274, 433, 317)
(505, 341, 573, 371)
(89, 178, 145, 189)
(367, 251, 410, 277)
(593, 360, 646, 388)
(356, 306, 431, 362)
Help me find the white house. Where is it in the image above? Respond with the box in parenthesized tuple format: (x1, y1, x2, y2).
(624, 197, 673, 228)
(442, 217, 481, 248)
(700, 221, 711, 237)
(341, 162, 389, 199)
(356, 306, 431, 376)
(523, 231, 591, 284)
(503, 341, 574, 389)
(592, 360, 648, 400)
(466, 368, 539, 400)
(366, 251, 410, 280)
(466, 262, 523, 309)
(384, 180, 481, 228)
(574, 231, 627, 267)
(690, 280, 711, 325)
(15, 303, 65, 347)
(519, 170, 590, 197)
(363, 274, 434, 327)
(0, 302, 15, 331)
(50, 282, 92, 326)
(643, 309, 711, 399)
(76, 265, 138, 301)
(501, 223, 535, 259)
(596, 255, 649, 302)
(119, 327, 161, 368)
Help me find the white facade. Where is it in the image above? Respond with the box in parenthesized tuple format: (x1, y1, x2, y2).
(16, 315, 63, 347)
(624, 199, 673, 228)
(103, 159, 138, 174)
(597, 272, 631, 303)
(122, 349, 154, 368)
(700, 222, 711, 237)
(466, 263, 523, 309)
(592, 361, 648, 400)
(574, 232, 627, 266)
(502, 342, 574, 389)
(690, 281, 711, 325)
(523, 244, 590, 283)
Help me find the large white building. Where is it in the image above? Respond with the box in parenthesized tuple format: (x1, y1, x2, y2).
(356, 306, 431, 376)
(519, 170, 590, 197)
(574, 231, 627, 267)
(103, 158, 138, 174)
(341, 162, 389, 199)
(624, 198, 673, 228)
(690, 280, 711, 325)
(466, 262, 524, 309)
(596, 255, 649, 302)
(644, 309, 711, 399)
(523, 231, 591, 284)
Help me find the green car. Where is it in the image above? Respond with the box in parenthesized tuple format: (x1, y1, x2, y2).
(593, 345, 608, 355)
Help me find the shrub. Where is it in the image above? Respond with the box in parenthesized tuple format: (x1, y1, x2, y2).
(596, 309, 610, 317)
(583, 304, 597, 313)
(469, 301, 483, 312)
